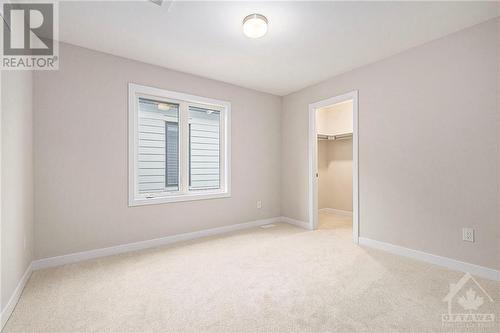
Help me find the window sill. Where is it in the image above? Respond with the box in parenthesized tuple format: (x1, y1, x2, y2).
(129, 191, 231, 207)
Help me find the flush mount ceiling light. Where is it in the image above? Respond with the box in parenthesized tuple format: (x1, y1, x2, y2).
(242, 13, 268, 39)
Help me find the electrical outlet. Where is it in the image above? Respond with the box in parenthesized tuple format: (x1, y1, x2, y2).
(256, 200, 262, 209)
(462, 228, 474, 242)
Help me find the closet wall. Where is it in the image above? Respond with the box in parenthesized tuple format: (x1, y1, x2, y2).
(317, 101, 353, 213)
(317, 101, 353, 135)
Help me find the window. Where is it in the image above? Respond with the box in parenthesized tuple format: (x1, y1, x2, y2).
(137, 98, 179, 193)
(129, 83, 230, 206)
(189, 106, 221, 190)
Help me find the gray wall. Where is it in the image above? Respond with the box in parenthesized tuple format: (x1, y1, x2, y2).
(34, 43, 281, 260)
(1, 71, 34, 309)
(281, 18, 500, 269)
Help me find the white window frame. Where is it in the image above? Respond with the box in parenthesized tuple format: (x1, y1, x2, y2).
(128, 83, 231, 206)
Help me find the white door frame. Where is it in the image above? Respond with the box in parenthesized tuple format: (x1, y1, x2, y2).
(308, 90, 359, 243)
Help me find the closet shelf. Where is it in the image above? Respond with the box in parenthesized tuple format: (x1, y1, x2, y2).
(317, 132, 352, 141)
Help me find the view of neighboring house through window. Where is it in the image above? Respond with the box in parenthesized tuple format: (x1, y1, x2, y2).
(189, 106, 221, 190)
(138, 98, 179, 193)
(129, 84, 230, 205)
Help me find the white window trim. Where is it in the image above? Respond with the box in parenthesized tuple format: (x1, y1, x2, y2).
(128, 83, 231, 206)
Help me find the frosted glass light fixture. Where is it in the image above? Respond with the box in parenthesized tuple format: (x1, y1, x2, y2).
(243, 14, 268, 39)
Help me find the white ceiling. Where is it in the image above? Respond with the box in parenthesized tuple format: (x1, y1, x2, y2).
(58, 1, 500, 96)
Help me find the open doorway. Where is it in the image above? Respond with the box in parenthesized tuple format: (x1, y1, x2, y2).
(308, 91, 359, 243)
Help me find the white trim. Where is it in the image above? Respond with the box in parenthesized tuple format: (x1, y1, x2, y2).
(0, 263, 33, 330)
(128, 83, 231, 206)
(130, 191, 231, 206)
(319, 208, 353, 216)
(32, 217, 280, 270)
(308, 91, 359, 243)
(0, 67, 2, 331)
(359, 237, 500, 282)
(281, 216, 313, 230)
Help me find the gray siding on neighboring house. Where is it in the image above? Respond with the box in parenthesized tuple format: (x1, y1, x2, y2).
(137, 99, 179, 193)
(189, 106, 220, 190)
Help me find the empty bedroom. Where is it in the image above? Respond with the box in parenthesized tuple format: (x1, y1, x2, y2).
(1, 1, 499, 332)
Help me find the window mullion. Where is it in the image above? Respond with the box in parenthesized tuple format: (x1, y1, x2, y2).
(219, 109, 225, 191)
(179, 102, 190, 194)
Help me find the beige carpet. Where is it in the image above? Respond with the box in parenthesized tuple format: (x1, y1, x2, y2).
(4, 213, 499, 332)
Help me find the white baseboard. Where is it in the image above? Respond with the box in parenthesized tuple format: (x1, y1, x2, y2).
(281, 216, 312, 230)
(359, 237, 500, 282)
(32, 217, 281, 271)
(1, 263, 33, 331)
(319, 208, 353, 216)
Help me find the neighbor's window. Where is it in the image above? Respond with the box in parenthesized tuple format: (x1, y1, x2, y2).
(129, 84, 230, 206)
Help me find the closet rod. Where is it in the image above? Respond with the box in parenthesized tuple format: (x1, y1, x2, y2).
(317, 132, 352, 141)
